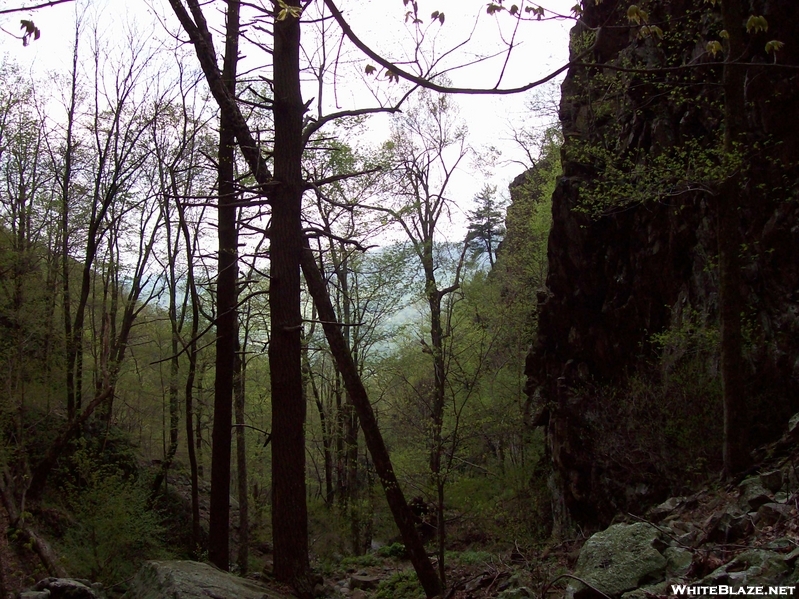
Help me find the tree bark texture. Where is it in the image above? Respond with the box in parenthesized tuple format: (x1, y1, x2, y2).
(270, 2, 310, 586)
(208, 0, 240, 571)
(177, 195, 202, 552)
(234, 345, 249, 574)
(719, 0, 750, 477)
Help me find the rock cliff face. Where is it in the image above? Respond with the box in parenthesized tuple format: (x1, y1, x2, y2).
(526, 0, 799, 534)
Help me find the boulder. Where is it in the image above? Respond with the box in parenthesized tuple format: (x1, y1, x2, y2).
(568, 523, 667, 598)
(647, 497, 685, 522)
(663, 547, 693, 579)
(498, 588, 533, 599)
(702, 550, 790, 587)
(788, 412, 799, 437)
(738, 478, 774, 512)
(348, 574, 380, 590)
(755, 503, 793, 527)
(29, 578, 104, 599)
(759, 471, 784, 494)
(621, 581, 669, 599)
(122, 560, 291, 599)
(703, 506, 753, 543)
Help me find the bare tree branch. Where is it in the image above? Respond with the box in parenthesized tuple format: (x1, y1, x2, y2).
(0, 0, 74, 15)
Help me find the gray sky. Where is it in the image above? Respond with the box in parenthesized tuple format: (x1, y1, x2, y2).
(1, 0, 575, 233)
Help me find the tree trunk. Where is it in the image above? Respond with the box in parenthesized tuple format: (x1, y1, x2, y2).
(150, 203, 181, 502)
(208, 0, 241, 571)
(300, 244, 442, 598)
(165, 2, 436, 592)
(719, 0, 750, 477)
(270, 1, 310, 588)
(179, 194, 202, 553)
(235, 343, 249, 574)
(61, 29, 78, 422)
(425, 263, 447, 585)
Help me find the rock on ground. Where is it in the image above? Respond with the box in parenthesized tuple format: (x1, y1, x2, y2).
(568, 522, 667, 598)
(122, 560, 291, 599)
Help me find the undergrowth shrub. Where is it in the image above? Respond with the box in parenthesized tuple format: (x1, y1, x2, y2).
(586, 311, 724, 512)
(444, 451, 551, 549)
(375, 571, 424, 599)
(57, 439, 171, 585)
(376, 542, 406, 558)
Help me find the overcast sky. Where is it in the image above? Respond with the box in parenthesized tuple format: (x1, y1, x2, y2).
(1, 0, 576, 233)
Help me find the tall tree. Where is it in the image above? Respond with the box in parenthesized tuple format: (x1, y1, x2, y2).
(166, 0, 586, 593)
(717, 0, 748, 477)
(208, 0, 241, 571)
(466, 184, 505, 268)
(27, 28, 165, 500)
(376, 89, 470, 582)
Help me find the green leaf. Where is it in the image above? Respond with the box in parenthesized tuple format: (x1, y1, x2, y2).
(275, 0, 302, 21)
(638, 25, 663, 40)
(746, 15, 768, 33)
(626, 4, 649, 24)
(706, 40, 723, 57)
(765, 39, 784, 54)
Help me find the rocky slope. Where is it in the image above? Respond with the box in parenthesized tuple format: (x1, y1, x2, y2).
(525, 0, 799, 533)
(566, 414, 799, 598)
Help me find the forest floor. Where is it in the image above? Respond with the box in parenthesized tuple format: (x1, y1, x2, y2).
(5, 429, 798, 598)
(0, 507, 50, 595)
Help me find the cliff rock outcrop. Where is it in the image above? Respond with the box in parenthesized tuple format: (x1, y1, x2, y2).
(526, 0, 799, 534)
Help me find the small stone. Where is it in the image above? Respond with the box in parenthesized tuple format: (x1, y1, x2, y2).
(757, 502, 792, 526)
(759, 470, 784, 494)
(464, 576, 487, 593)
(350, 590, 367, 599)
(787, 412, 799, 436)
(648, 497, 685, 521)
(765, 538, 796, 552)
(664, 547, 693, 578)
(497, 573, 521, 592)
(498, 587, 532, 599)
(349, 574, 380, 590)
(738, 478, 773, 511)
(702, 549, 789, 587)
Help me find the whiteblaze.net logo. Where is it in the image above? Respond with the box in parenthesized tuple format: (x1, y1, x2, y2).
(671, 585, 796, 596)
